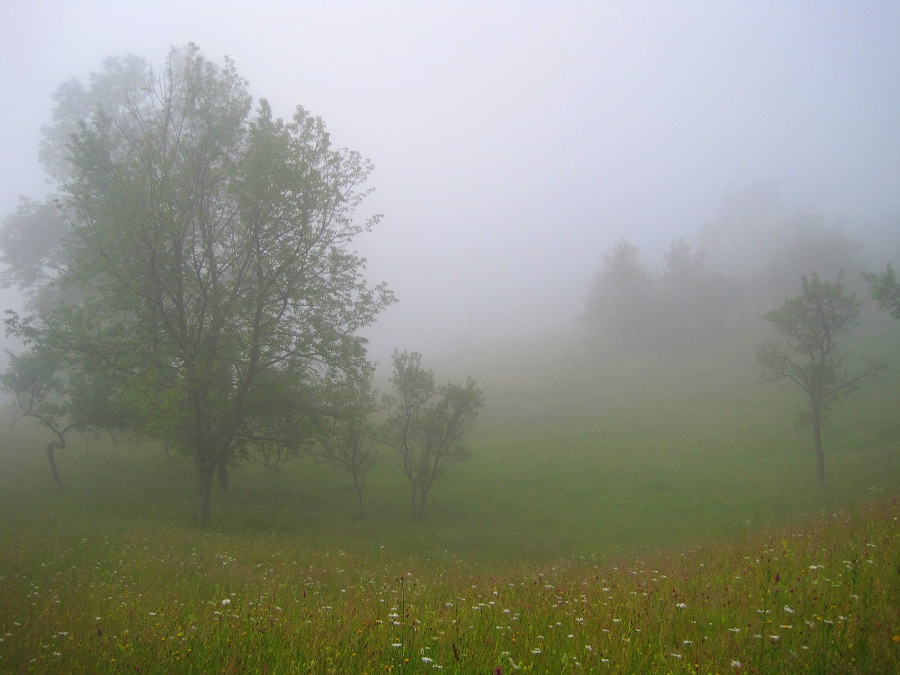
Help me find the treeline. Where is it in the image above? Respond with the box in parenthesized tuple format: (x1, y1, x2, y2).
(582, 187, 876, 351)
(583, 237, 741, 350)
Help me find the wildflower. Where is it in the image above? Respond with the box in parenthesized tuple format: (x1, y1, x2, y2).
(391, 643, 402, 648)
(421, 657, 433, 663)
(784, 605, 795, 614)
(671, 653, 682, 659)
(731, 660, 742, 668)
(769, 635, 780, 640)
(683, 640, 692, 645)
(727, 627, 740, 633)
(676, 602, 687, 608)
(531, 648, 542, 654)
(221, 599, 231, 606)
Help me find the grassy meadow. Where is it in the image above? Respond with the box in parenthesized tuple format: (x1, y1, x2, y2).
(1, 320, 898, 672)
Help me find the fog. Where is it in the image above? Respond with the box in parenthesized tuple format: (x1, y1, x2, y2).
(2, 1, 899, 365)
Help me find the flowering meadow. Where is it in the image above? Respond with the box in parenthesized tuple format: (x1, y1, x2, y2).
(2, 327, 899, 672)
(1, 493, 897, 673)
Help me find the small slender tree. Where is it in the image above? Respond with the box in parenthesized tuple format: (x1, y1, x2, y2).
(1, 327, 126, 490)
(314, 372, 379, 519)
(756, 273, 883, 486)
(380, 350, 483, 519)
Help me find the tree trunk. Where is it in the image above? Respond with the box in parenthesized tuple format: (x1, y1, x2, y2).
(46, 441, 63, 491)
(196, 463, 216, 527)
(813, 414, 825, 487)
(353, 475, 366, 519)
(410, 482, 418, 519)
(216, 458, 229, 493)
(417, 486, 428, 520)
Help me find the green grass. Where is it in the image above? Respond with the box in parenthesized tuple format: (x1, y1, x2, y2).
(1, 321, 898, 672)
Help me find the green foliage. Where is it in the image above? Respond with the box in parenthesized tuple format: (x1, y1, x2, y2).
(381, 350, 484, 519)
(312, 372, 380, 518)
(756, 273, 884, 485)
(583, 238, 653, 349)
(0, 438, 897, 673)
(584, 238, 743, 351)
(863, 262, 900, 319)
(2, 44, 394, 525)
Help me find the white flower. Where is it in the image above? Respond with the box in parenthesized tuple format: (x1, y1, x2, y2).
(784, 605, 795, 613)
(676, 602, 687, 609)
(221, 599, 231, 606)
(421, 657, 433, 663)
(731, 660, 742, 668)
(391, 643, 402, 648)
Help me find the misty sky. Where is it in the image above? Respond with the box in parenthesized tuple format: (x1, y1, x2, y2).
(1, 1, 899, 363)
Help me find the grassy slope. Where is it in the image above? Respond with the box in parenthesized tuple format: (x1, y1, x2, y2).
(0, 319, 898, 671)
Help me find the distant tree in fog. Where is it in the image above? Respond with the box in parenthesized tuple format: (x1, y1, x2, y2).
(583, 239, 653, 350)
(756, 273, 883, 486)
(765, 209, 865, 299)
(699, 184, 866, 307)
(656, 237, 742, 341)
(380, 350, 483, 519)
(863, 263, 900, 319)
(2, 45, 394, 526)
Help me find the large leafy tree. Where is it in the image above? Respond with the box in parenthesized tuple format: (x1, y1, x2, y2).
(380, 350, 483, 519)
(756, 273, 882, 486)
(4, 45, 394, 525)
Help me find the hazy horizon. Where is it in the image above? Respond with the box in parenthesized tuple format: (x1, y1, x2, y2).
(2, 1, 899, 364)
